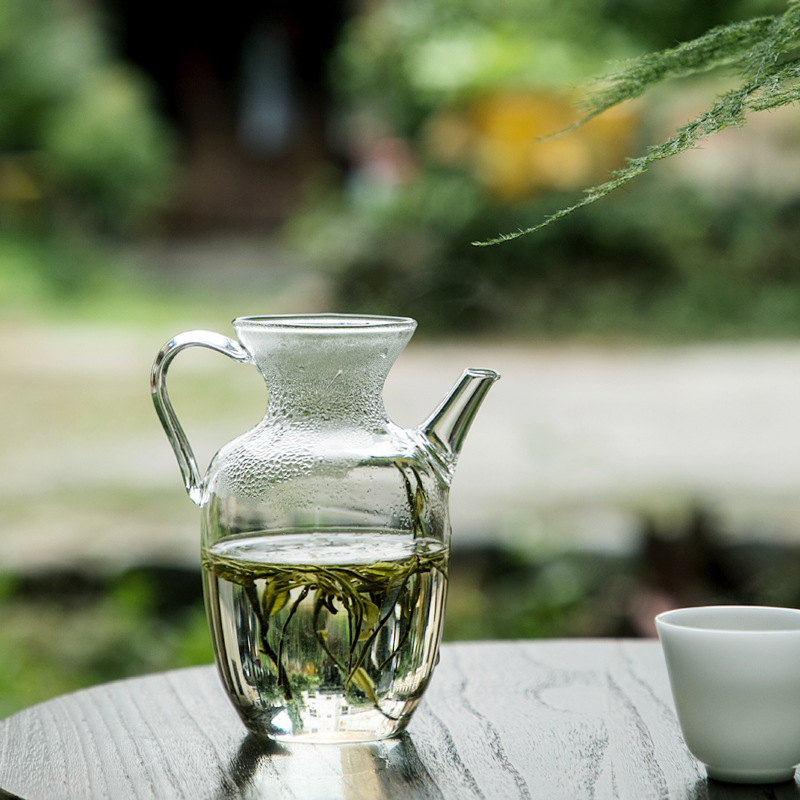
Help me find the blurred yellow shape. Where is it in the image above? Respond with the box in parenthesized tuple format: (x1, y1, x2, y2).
(426, 90, 639, 202)
(0, 158, 41, 205)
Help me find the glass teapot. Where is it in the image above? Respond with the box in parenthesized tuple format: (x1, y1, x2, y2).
(151, 314, 499, 742)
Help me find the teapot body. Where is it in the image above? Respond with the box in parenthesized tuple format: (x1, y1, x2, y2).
(151, 314, 497, 741)
(202, 416, 451, 547)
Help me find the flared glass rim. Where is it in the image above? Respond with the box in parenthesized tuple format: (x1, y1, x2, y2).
(233, 313, 417, 331)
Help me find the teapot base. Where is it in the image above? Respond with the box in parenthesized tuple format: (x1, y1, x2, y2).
(245, 702, 413, 744)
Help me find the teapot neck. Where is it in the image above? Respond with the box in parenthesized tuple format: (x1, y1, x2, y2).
(233, 315, 416, 428)
(266, 375, 389, 428)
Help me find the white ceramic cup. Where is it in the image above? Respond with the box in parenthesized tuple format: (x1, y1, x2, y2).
(656, 605, 800, 784)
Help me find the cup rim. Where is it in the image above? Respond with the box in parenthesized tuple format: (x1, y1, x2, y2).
(656, 604, 800, 634)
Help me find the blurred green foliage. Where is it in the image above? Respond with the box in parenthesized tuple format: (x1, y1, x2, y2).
(291, 0, 800, 337)
(332, 0, 782, 134)
(0, 567, 212, 719)
(294, 173, 800, 339)
(333, 0, 635, 136)
(0, 0, 176, 230)
(0, 0, 176, 299)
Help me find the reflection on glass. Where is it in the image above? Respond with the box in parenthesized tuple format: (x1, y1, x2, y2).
(224, 733, 436, 800)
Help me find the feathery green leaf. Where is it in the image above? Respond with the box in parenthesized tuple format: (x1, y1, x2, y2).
(478, 1, 800, 244)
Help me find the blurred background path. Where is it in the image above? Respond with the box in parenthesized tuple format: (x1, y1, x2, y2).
(4, 260, 800, 572)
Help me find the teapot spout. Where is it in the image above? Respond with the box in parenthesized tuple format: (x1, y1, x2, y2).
(420, 368, 500, 477)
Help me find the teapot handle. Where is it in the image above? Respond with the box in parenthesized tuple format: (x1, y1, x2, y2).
(150, 330, 250, 505)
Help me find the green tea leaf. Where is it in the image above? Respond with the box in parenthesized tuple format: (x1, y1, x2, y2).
(359, 599, 380, 639)
(203, 534, 447, 718)
(349, 667, 378, 705)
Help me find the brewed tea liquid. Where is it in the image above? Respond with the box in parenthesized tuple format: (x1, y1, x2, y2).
(202, 530, 448, 742)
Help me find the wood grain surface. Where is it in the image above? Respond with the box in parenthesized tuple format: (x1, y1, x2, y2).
(1, 640, 798, 800)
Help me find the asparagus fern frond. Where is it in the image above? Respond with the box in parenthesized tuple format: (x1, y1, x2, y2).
(475, 1, 800, 245)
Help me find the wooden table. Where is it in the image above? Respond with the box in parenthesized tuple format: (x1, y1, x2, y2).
(0, 639, 797, 800)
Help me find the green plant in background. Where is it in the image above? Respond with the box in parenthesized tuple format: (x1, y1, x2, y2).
(480, 0, 800, 242)
(331, 0, 773, 137)
(0, 0, 176, 231)
(0, 0, 176, 301)
(292, 0, 799, 336)
(0, 567, 212, 719)
(333, 0, 638, 136)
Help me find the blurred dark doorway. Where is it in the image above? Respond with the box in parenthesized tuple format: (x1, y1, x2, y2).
(105, 0, 351, 231)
